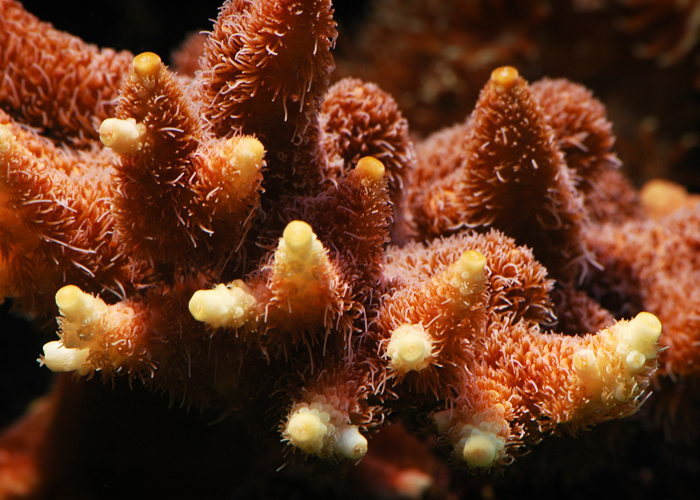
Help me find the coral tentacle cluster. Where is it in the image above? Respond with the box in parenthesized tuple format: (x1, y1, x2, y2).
(2, 0, 700, 497)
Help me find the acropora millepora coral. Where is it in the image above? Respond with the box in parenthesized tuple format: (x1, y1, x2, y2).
(1, 0, 699, 496)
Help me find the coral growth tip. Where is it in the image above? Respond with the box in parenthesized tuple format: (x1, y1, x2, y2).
(283, 220, 314, 256)
(356, 156, 385, 183)
(133, 52, 162, 79)
(490, 66, 519, 90)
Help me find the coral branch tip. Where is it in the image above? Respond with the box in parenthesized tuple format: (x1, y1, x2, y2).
(356, 156, 385, 184)
(490, 66, 519, 90)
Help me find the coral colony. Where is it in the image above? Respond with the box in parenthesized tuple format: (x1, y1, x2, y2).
(0, 0, 699, 497)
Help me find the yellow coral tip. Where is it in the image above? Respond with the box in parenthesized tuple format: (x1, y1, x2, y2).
(491, 66, 519, 89)
(99, 118, 144, 154)
(573, 348, 599, 380)
(287, 411, 327, 452)
(356, 156, 385, 184)
(395, 332, 427, 364)
(0, 125, 13, 153)
(618, 311, 662, 360)
(462, 432, 499, 468)
(233, 136, 265, 175)
(459, 250, 487, 276)
(633, 312, 662, 336)
(188, 291, 208, 321)
(444, 250, 487, 300)
(55, 285, 84, 311)
(189, 283, 256, 329)
(283, 220, 314, 256)
(133, 52, 162, 79)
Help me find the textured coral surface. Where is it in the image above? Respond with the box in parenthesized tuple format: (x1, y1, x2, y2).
(1, 1, 700, 499)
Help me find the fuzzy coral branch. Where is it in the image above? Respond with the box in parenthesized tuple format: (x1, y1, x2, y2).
(191, 157, 391, 355)
(434, 311, 661, 470)
(103, 52, 265, 264)
(198, 0, 337, 196)
(42, 285, 152, 378)
(280, 366, 375, 461)
(409, 66, 587, 278)
(189, 218, 346, 346)
(0, 121, 140, 312)
(586, 203, 700, 376)
(0, 0, 132, 145)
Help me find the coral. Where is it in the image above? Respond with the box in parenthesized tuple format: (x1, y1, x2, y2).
(0, 0, 131, 145)
(585, 202, 700, 376)
(335, 0, 700, 195)
(408, 67, 588, 280)
(1, 0, 699, 499)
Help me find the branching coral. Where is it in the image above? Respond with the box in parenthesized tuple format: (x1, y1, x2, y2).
(335, 0, 700, 189)
(1, 0, 698, 498)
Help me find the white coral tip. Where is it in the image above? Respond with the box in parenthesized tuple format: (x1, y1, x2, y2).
(99, 118, 145, 154)
(335, 425, 368, 460)
(396, 334, 426, 363)
(189, 282, 256, 329)
(432, 409, 453, 434)
(286, 410, 328, 453)
(625, 350, 646, 372)
(392, 469, 434, 500)
(42, 341, 90, 373)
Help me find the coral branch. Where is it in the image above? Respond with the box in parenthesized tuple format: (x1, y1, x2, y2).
(0, 121, 140, 312)
(105, 52, 265, 264)
(409, 66, 587, 278)
(198, 0, 337, 195)
(0, 0, 131, 145)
